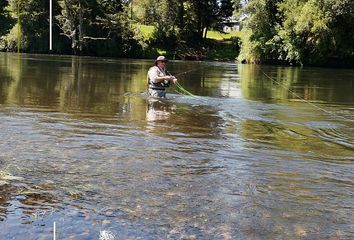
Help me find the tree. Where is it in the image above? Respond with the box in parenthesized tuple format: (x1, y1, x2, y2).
(0, 0, 14, 37)
(2, 0, 49, 52)
(236, 0, 282, 63)
(185, 0, 233, 41)
(133, 0, 233, 46)
(236, 0, 354, 65)
(56, 0, 89, 53)
(275, 0, 354, 65)
(56, 0, 141, 56)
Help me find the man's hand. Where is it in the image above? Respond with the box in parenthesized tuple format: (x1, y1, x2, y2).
(170, 76, 177, 84)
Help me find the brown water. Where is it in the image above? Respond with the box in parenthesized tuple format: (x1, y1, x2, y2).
(0, 53, 353, 239)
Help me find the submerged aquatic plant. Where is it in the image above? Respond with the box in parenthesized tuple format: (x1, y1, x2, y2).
(0, 166, 23, 183)
(0, 168, 10, 186)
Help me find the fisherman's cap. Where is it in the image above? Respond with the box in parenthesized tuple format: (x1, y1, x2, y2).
(155, 56, 168, 65)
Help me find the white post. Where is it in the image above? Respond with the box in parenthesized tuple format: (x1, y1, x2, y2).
(53, 221, 56, 240)
(49, 0, 52, 50)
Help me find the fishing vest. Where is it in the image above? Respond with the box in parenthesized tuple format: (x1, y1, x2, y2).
(147, 66, 170, 90)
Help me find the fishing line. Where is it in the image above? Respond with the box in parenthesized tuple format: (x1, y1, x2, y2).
(173, 67, 204, 78)
(167, 64, 208, 98)
(256, 65, 353, 122)
(174, 81, 196, 97)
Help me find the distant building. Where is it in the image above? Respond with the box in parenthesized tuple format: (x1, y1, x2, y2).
(222, 16, 248, 32)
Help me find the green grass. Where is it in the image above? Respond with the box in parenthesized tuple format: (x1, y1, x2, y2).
(205, 30, 241, 40)
(135, 24, 241, 41)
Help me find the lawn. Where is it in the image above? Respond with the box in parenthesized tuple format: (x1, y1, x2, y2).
(135, 24, 240, 41)
(205, 30, 241, 40)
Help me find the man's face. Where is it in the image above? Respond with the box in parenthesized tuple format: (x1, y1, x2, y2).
(157, 61, 166, 68)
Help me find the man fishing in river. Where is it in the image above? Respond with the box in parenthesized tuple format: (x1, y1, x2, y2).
(147, 56, 178, 98)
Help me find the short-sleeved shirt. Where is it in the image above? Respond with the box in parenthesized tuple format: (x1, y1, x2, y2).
(147, 66, 169, 97)
(148, 66, 167, 84)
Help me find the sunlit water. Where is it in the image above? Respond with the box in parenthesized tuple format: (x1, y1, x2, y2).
(0, 53, 353, 239)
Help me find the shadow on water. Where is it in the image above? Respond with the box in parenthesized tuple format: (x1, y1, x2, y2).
(0, 53, 353, 239)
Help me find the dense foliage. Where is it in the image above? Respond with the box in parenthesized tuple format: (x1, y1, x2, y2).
(0, 0, 353, 66)
(0, 0, 13, 36)
(235, 0, 354, 66)
(0, 0, 234, 57)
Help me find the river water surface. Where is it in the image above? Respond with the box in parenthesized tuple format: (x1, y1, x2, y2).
(0, 53, 353, 239)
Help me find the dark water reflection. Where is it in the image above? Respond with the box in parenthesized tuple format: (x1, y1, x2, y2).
(0, 53, 353, 239)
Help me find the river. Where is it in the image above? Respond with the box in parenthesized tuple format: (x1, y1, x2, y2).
(0, 53, 353, 239)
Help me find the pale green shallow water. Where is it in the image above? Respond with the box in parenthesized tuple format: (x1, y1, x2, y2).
(0, 53, 353, 239)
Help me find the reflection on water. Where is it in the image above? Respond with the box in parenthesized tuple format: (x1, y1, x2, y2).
(239, 64, 354, 103)
(146, 98, 176, 123)
(0, 53, 353, 239)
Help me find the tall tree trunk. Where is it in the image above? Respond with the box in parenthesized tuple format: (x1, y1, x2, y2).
(178, 0, 184, 29)
(197, 13, 202, 39)
(78, 2, 83, 53)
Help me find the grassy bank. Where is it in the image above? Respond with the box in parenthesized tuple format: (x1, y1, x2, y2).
(135, 24, 241, 61)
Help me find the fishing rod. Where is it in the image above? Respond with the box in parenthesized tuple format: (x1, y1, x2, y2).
(174, 67, 204, 77)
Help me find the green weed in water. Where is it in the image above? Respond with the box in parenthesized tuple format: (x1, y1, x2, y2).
(0, 166, 23, 183)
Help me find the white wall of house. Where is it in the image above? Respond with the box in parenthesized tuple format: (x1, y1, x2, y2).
(223, 24, 240, 32)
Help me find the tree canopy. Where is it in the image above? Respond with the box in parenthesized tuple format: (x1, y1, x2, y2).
(0, 0, 13, 36)
(235, 0, 354, 66)
(0, 0, 353, 66)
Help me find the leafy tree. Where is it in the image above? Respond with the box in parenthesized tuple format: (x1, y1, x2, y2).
(2, 0, 67, 53)
(94, 0, 143, 57)
(275, 0, 354, 65)
(185, 0, 233, 41)
(0, 0, 14, 36)
(323, 0, 354, 61)
(134, 0, 233, 46)
(56, 0, 91, 53)
(236, 0, 354, 65)
(236, 0, 282, 63)
(56, 0, 138, 56)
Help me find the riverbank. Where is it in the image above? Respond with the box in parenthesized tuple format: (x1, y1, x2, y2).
(0, 38, 241, 62)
